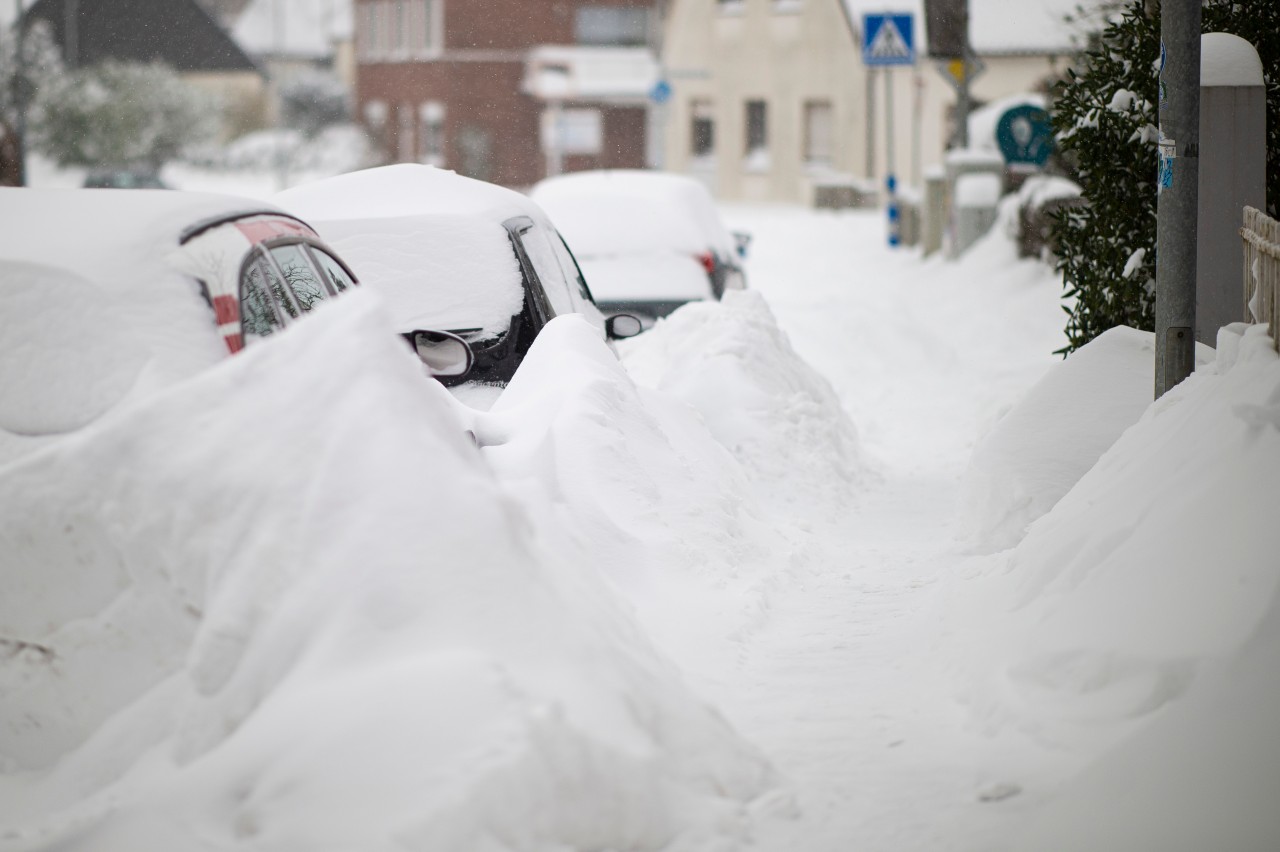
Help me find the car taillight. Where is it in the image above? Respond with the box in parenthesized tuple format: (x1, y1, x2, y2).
(697, 252, 716, 275)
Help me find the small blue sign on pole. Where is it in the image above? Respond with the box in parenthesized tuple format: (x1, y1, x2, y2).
(649, 79, 672, 105)
(863, 14, 915, 67)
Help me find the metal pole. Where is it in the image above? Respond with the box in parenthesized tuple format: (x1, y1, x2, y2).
(962, 2, 967, 147)
(885, 65, 899, 245)
(865, 64, 875, 179)
(13, 0, 27, 185)
(1154, 0, 1201, 397)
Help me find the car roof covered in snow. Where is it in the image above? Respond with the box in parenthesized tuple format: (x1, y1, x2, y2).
(274, 165, 534, 337)
(0, 187, 295, 293)
(0, 188, 304, 449)
(530, 169, 735, 260)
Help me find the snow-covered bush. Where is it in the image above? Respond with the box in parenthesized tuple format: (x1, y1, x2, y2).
(1050, 0, 1161, 355)
(29, 60, 217, 170)
(279, 70, 349, 140)
(1050, 0, 1280, 355)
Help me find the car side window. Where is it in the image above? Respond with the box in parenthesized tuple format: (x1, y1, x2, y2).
(309, 246, 357, 293)
(552, 232, 596, 304)
(515, 227, 575, 317)
(267, 243, 332, 312)
(240, 257, 288, 341)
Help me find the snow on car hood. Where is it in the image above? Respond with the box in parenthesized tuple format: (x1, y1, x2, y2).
(577, 252, 714, 303)
(0, 290, 776, 849)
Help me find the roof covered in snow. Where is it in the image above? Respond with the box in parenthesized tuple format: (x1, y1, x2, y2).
(274, 165, 542, 336)
(232, 0, 351, 59)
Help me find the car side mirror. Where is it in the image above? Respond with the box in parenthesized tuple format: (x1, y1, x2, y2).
(732, 230, 752, 259)
(606, 313, 644, 340)
(411, 329, 474, 384)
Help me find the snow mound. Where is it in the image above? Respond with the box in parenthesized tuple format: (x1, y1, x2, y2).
(1016, 574, 1280, 851)
(479, 315, 775, 587)
(944, 322, 1280, 751)
(0, 261, 148, 438)
(618, 290, 866, 519)
(960, 326, 1200, 552)
(0, 291, 776, 850)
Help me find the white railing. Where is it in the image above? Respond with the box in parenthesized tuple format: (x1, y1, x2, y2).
(1242, 206, 1280, 352)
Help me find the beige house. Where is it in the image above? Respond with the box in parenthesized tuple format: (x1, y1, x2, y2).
(660, 0, 1079, 204)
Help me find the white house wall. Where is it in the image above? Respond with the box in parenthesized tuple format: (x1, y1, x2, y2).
(662, 0, 867, 204)
(662, 0, 1074, 205)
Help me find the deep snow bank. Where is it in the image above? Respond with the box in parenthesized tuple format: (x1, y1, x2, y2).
(618, 290, 866, 520)
(477, 314, 778, 588)
(0, 292, 775, 851)
(944, 322, 1280, 763)
(959, 326, 1212, 552)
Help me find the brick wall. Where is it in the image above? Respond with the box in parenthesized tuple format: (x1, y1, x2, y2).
(355, 0, 654, 188)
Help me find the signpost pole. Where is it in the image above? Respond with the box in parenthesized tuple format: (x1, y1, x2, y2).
(863, 12, 913, 247)
(1154, 0, 1201, 398)
(885, 66, 899, 246)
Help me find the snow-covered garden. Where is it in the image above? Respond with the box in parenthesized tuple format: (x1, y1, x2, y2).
(2, 188, 1278, 850)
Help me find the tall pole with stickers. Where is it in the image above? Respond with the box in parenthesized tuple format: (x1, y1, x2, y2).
(1154, 0, 1202, 398)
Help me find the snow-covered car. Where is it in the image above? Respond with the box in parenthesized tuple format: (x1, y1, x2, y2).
(275, 164, 642, 385)
(529, 169, 748, 325)
(0, 187, 472, 457)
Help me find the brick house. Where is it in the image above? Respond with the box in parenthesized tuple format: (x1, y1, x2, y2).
(354, 0, 660, 188)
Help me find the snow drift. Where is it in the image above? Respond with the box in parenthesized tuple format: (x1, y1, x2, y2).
(0, 292, 776, 851)
(619, 290, 866, 521)
(944, 321, 1280, 769)
(959, 326, 1212, 552)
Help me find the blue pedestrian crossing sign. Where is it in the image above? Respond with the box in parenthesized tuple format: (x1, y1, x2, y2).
(863, 13, 915, 66)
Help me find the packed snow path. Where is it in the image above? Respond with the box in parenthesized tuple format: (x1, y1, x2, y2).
(640, 205, 1069, 849)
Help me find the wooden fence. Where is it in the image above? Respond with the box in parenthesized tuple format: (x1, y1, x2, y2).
(1242, 206, 1280, 352)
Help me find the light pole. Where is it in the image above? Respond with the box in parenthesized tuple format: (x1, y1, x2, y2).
(1153, 0, 1202, 397)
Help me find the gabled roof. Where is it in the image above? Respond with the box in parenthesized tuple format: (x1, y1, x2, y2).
(22, 0, 262, 73)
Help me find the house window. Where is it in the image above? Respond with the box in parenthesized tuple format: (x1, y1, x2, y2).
(358, 2, 378, 59)
(397, 103, 415, 161)
(691, 99, 714, 158)
(544, 108, 602, 155)
(418, 101, 445, 165)
(745, 100, 767, 153)
(358, 0, 441, 61)
(717, 0, 745, 14)
(392, 0, 410, 56)
(574, 7, 650, 46)
(410, 0, 442, 56)
(803, 99, 833, 165)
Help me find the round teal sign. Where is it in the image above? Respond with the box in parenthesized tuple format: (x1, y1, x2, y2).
(996, 105, 1054, 167)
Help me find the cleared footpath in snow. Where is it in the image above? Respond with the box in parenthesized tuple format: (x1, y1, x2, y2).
(620, 203, 1074, 849)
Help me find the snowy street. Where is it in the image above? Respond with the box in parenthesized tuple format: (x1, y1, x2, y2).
(2, 194, 1279, 850)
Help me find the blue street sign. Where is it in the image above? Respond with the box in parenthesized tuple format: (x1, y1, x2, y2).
(995, 104, 1054, 167)
(649, 79, 672, 104)
(863, 14, 915, 66)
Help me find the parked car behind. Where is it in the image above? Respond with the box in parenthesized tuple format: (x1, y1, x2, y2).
(530, 170, 748, 326)
(275, 164, 640, 385)
(0, 188, 471, 458)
